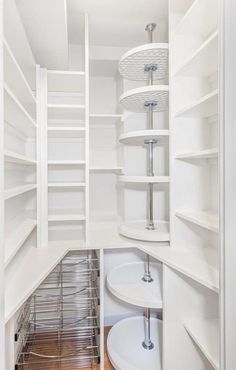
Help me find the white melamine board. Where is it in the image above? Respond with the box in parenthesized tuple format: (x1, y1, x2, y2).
(175, 209, 219, 233)
(184, 318, 219, 369)
(5, 245, 69, 322)
(175, 89, 218, 118)
(89, 166, 123, 172)
(138, 245, 219, 292)
(48, 212, 86, 222)
(48, 126, 85, 138)
(119, 175, 169, 183)
(176, 148, 218, 159)
(4, 184, 36, 200)
(48, 104, 85, 120)
(89, 113, 123, 124)
(4, 41, 36, 117)
(48, 160, 85, 165)
(47, 70, 85, 93)
(119, 129, 169, 145)
(4, 218, 36, 267)
(4, 150, 36, 165)
(48, 182, 86, 188)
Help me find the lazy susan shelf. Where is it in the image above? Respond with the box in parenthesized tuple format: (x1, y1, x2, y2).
(107, 316, 162, 370)
(119, 220, 169, 242)
(119, 43, 168, 81)
(107, 262, 162, 308)
(119, 129, 169, 145)
(119, 175, 169, 184)
(119, 85, 169, 113)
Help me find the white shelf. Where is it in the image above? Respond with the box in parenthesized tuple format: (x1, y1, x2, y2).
(176, 148, 218, 160)
(119, 175, 169, 184)
(5, 245, 69, 322)
(173, 0, 217, 38)
(48, 212, 86, 222)
(119, 220, 170, 242)
(4, 150, 36, 165)
(119, 130, 169, 145)
(174, 30, 218, 77)
(89, 165, 123, 172)
(107, 262, 162, 308)
(4, 84, 36, 135)
(48, 182, 86, 188)
(48, 160, 86, 165)
(137, 245, 219, 293)
(4, 184, 37, 200)
(119, 43, 169, 80)
(48, 126, 85, 138)
(176, 210, 219, 232)
(119, 85, 169, 113)
(48, 240, 86, 249)
(48, 104, 85, 120)
(107, 317, 162, 370)
(89, 113, 123, 125)
(47, 70, 85, 93)
(175, 89, 218, 118)
(4, 40, 36, 117)
(5, 218, 37, 267)
(184, 318, 219, 369)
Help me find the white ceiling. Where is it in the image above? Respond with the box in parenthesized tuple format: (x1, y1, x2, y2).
(15, 0, 168, 69)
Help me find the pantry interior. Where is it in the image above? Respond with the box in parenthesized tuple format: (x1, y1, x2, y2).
(0, 0, 231, 369)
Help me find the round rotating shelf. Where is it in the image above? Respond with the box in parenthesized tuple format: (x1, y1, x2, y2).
(119, 85, 169, 113)
(107, 316, 162, 370)
(107, 262, 162, 308)
(119, 175, 169, 184)
(119, 129, 169, 145)
(119, 220, 169, 242)
(119, 43, 168, 81)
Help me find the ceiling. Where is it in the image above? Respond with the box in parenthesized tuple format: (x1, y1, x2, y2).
(15, 0, 168, 69)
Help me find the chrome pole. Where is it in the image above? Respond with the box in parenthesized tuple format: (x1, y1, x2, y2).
(142, 308, 154, 350)
(142, 254, 153, 283)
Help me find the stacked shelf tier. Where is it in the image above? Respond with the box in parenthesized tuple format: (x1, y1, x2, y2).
(119, 220, 169, 242)
(119, 129, 169, 145)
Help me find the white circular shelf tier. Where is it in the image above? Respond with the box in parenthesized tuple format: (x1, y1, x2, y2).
(107, 262, 162, 308)
(107, 316, 162, 370)
(119, 220, 169, 242)
(119, 175, 169, 184)
(119, 129, 169, 145)
(119, 43, 168, 81)
(119, 85, 169, 113)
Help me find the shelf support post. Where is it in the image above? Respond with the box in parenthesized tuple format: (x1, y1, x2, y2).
(142, 308, 154, 350)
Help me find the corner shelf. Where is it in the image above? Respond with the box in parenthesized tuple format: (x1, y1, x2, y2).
(107, 262, 162, 308)
(48, 104, 85, 120)
(5, 218, 37, 267)
(119, 130, 169, 145)
(175, 148, 218, 160)
(137, 245, 219, 293)
(119, 175, 169, 184)
(4, 150, 36, 165)
(175, 89, 218, 118)
(4, 184, 37, 200)
(175, 209, 219, 232)
(184, 318, 219, 369)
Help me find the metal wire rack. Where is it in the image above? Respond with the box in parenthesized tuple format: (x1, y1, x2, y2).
(15, 251, 100, 370)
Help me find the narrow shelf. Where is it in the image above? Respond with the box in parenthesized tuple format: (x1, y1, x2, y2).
(174, 30, 218, 77)
(119, 43, 169, 81)
(48, 160, 86, 165)
(5, 150, 36, 165)
(48, 104, 85, 120)
(137, 245, 219, 293)
(119, 85, 169, 113)
(175, 89, 218, 118)
(119, 175, 169, 184)
(4, 184, 37, 200)
(5, 218, 37, 267)
(47, 70, 85, 93)
(119, 130, 169, 145)
(107, 262, 162, 308)
(48, 126, 85, 138)
(48, 212, 86, 222)
(175, 148, 218, 160)
(5, 245, 69, 322)
(89, 165, 123, 173)
(176, 210, 219, 232)
(48, 182, 86, 188)
(184, 318, 219, 369)
(4, 84, 36, 136)
(4, 40, 36, 117)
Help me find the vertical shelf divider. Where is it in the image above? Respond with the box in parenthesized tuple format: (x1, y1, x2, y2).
(85, 13, 90, 245)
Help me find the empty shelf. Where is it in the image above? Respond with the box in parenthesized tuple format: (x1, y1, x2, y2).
(89, 165, 123, 172)
(48, 212, 86, 222)
(5, 150, 36, 165)
(138, 245, 219, 293)
(107, 262, 162, 308)
(48, 182, 86, 188)
(47, 70, 85, 93)
(89, 113, 123, 124)
(119, 175, 169, 184)
(176, 210, 219, 232)
(4, 184, 37, 200)
(48, 160, 86, 165)
(119, 43, 168, 80)
(5, 218, 37, 267)
(119, 85, 169, 113)
(176, 148, 218, 160)
(48, 126, 85, 138)
(184, 318, 219, 369)
(119, 130, 169, 145)
(119, 220, 170, 242)
(175, 90, 218, 118)
(48, 104, 85, 120)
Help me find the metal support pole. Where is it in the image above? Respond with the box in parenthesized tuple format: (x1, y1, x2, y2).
(142, 308, 154, 350)
(145, 23, 156, 43)
(145, 138, 157, 230)
(142, 254, 153, 283)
